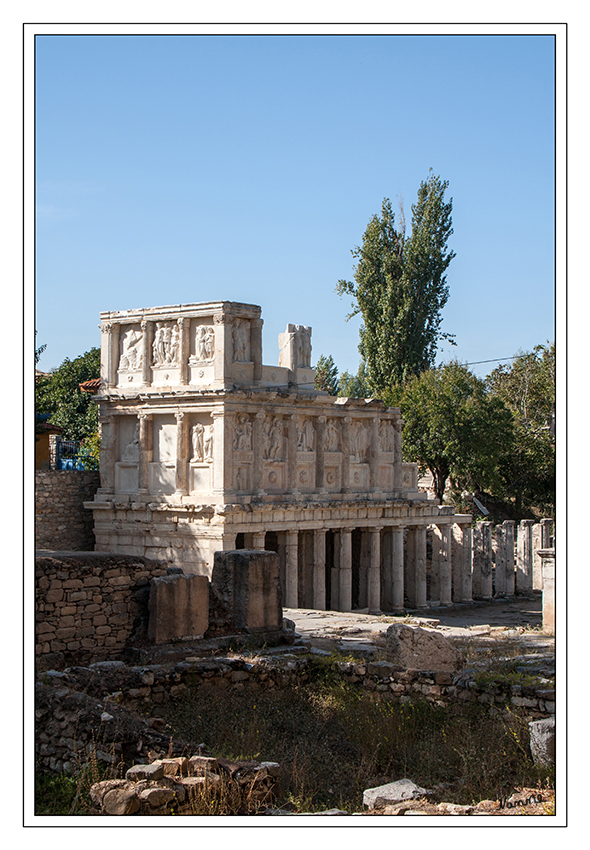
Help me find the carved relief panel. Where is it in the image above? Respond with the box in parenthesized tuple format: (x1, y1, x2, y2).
(115, 415, 140, 493)
(149, 414, 177, 494)
(189, 414, 214, 494)
(151, 321, 181, 385)
(118, 324, 143, 374)
(232, 318, 251, 363)
(189, 320, 215, 384)
(232, 413, 253, 492)
(262, 414, 286, 490)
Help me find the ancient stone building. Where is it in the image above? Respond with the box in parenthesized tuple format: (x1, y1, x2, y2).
(85, 300, 472, 613)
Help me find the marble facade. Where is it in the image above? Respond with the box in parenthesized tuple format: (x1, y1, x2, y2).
(85, 300, 472, 613)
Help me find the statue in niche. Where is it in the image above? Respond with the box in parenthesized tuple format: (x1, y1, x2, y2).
(350, 421, 369, 462)
(263, 416, 283, 460)
(233, 318, 250, 362)
(324, 419, 340, 452)
(295, 325, 312, 368)
(234, 414, 252, 451)
(378, 421, 394, 453)
(191, 422, 204, 462)
(119, 326, 143, 371)
(152, 322, 177, 366)
(269, 418, 284, 459)
(193, 324, 215, 363)
(168, 324, 179, 364)
(203, 424, 214, 463)
(121, 422, 140, 462)
(297, 418, 315, 452)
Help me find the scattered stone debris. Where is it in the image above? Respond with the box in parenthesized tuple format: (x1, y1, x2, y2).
(90, 754, 281, 815)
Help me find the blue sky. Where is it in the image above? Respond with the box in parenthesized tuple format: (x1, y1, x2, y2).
(35, 32, 556, 379)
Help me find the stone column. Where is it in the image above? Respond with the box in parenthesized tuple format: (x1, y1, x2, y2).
(138, 412, 152, 493)
(368, 527, 382, 613)
(100, 322, 119, 388)
(541, 518, 554, 548)
(98, 414, 115, 493)
(178, 317, 189, 385)
(174, 411, 188, 495)
(141, 319, 152, 386)
(493, 524, 507, 597)
(438, 525, 452, 605)
(369, 417, 380, 491)
(430, 527, 441, 605)
(341, 416, 351, 493)
(472, 521, 493, 600)
(517, 519, 534, 592)
(252, 531, 266, 549)
(288, 414, 299, 494)
(211, 411, 226, 495)
(213, 310, 231, 385)
(316, 416, 326, 492)
(313, 529, 327, 610)
(393, 419, 403, 490)
(251, 318, 263, 383)
(285, 530, 299, 608)
(452, 523, 473, 603)
(406, 526, 427, 609)
(339, 528, 352, 612)
(503, 520, 516, 596)
(253, 411, 265, 494)
(540, 548, 555, 635)
(391, 527, 405, 613)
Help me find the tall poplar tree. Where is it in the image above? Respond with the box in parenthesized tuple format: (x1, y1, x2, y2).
(337, 171, 456, 394)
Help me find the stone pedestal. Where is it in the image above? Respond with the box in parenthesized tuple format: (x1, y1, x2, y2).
(148, 573, 209, 644)
(211, 549, 282, 633)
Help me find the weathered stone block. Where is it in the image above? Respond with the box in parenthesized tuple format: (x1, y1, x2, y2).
(529, 717, 555, 767)
(211, 549, 282, 633)
(386, 624, 462, 672)
(363, 778, 432, 809)
(148, 573, 209, 644)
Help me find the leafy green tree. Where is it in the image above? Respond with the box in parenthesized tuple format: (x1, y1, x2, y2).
(397, 362, 513, 503)
(486, 343, 555, 516)
(35, 348, 101, 441)
(337, 171, 456, 394)
(338, 361, 370, 398)
(314, 354, 340, 395)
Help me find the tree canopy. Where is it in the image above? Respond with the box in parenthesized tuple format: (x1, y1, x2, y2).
(314, 354, 340, 395)
(336, 171, 455, 394)
(486, 343, 555, 516)
(35, 347, 101, 441)
(395, 362, 513, 503)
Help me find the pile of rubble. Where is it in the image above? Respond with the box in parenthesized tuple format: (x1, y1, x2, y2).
(90, 754, 280, 815)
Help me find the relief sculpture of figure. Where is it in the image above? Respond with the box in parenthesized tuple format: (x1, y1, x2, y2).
(194, 324, 215, 363)
(121, 423, 140, 463)
(378, 421, 394, 453)
(119, 327, 143, 371)
(295, 325, 312, 368)
(233, 414, 252, 451)
(152, 323, 168, 365)
(297, 418, 315, 452)
(233, 319, 249, 362)
(269, 417, 283, 459)
(203, 424, 214, 463)
(191, 422, 204, 462)
(168, 324, 179, 364)
(324, 419, 340, 452)
(350, 421, 369, 462)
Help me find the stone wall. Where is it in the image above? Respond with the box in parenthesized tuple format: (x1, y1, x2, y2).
(36, 471, 101, 551)
(35, 652, 556, 774)
(35, 553, 167, 666)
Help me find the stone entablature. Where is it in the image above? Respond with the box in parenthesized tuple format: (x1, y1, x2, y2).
(87, 300, 471, 613)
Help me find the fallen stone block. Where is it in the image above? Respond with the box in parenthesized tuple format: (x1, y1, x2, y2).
(148, 573, 209, 644)
(386, 624, 462, 673)
(529, 717, 555, 767)
(363, 778, 432, 809)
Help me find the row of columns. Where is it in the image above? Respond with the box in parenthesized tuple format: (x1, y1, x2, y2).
(274, 523, 472, 614)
